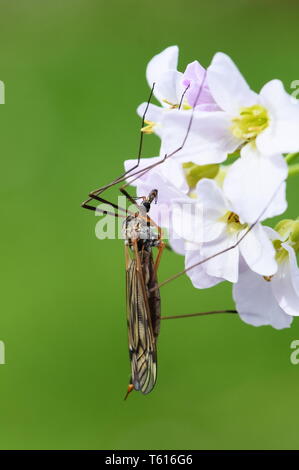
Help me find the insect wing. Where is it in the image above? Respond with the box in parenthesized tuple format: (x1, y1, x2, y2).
(126, 249, 158, 394)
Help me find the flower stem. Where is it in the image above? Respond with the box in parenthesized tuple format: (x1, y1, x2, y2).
(288, 163, 299, 177)
(286, 152, 299, 163)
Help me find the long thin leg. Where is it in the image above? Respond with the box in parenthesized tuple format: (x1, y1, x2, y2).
(84, 182, 145, 215)
(133, 239, 142, 272)
(83, 186, 166, 230)
(122, 74, 206, 190)
(178, 83, 190, 110)
(85, 194, 133, 215)
(119, 187, 139, 207)
(82, 82, 156, 208)
(82, 77, 201, 208)
(81, 202, 126, 218)
(161, 310, 237, 320)
(82, 189, 137, 217)
(154, 242, 165, 276)
(82, 84, 157, 213)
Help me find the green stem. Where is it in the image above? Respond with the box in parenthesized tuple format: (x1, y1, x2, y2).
(285, 152, 299, 163)
(227, 151, 241, 159)
(288, 163, 299, 177)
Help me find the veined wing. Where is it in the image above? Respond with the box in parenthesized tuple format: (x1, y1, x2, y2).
(126, 250, 158, 395)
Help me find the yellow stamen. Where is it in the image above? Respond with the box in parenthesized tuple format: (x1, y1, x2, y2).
(162, 99, 179, 109)
(232, 104, 269, 141)
(162, 99, 192, 110)
(141, 120, 156, 134)
(220, 211, 247, 234)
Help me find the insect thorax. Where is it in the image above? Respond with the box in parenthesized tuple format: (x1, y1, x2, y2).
(123, 209, 160, 251)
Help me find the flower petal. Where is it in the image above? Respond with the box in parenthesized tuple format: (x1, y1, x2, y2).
(239, 224, 277, 276)
(137, 102, 163, 137)
(168, 230, 186, 256)
(146, 46, 179, 98)
(185, 245, 225, 288)
(125, 156, 188, 193)
(263, 225, 282, 242)
(171, 199, 204, 244)
(207, 52, 258, 115)
(233, 268, 293, 329)
(161, 109, 240, 164)
(196, 178, 228, 242)
(137, 102, 162, 122)
(183, 60, 217, 109)
(155, 70, 184, 107)
(125, 156, 162, 185)
(272, 244, 299, 316)
(200, 232, 240, 283)
(258, 80, 299, 155)
(223, 144, 287, 223)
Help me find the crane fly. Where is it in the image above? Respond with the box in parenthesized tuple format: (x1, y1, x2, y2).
(123, 189, 164, 398)
(81, 80, 282, 398)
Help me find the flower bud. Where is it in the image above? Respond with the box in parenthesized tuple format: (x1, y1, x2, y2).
(182, 162, 219, 189)
(275, 218, 299, 253)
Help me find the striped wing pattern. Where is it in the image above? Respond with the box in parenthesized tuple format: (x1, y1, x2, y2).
(126, 251, 158, 394)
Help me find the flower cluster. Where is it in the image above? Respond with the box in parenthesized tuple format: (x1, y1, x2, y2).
(125, 46, 299, 329)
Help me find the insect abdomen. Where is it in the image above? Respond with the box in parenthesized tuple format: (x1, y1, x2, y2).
(126, 251, 160, 394)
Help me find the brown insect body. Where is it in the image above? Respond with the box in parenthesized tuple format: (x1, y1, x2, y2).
(124, 193, 162, 397)
(126, 250, 160, 395)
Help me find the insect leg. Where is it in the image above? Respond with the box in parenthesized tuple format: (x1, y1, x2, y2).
(124, 384, 134, 401)
(83, 79, 194, 208)
(124, 75, 206, 188)
(119, 187, 140, 207)
(133, 239, 142, 272)
(154, 241, 165, 275)
(89, 81, 196, 199)
(124, 244, 135, 401)
(152, 181, 284, 292)
(82, 193, 133, 216)
(81, 201, 126, 218)
(161, 310, 237, 320)
(82, 83, 156, 208)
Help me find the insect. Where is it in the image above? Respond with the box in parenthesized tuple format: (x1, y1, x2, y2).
(123, 189, 163, 398)
(81, 82, 280, 397)
(81, 83, 202, 398)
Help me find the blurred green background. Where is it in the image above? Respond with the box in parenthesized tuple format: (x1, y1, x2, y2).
(0, 0, 299, 450)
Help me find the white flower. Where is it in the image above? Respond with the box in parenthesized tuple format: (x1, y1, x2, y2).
(160, 52, 295, 217)
(160, 108, 237, 164)
(137, 45, 183, 138)
(171, 179, 278, 287)
(124, 156, 189, 229)
(207, 52, 299, 156)
(121, 47, 299, 332)
(145, 45, 183, 109)
(137, 46, 217, 139)
(233, 226, 299, 329)
(223, 144, 288, 223)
